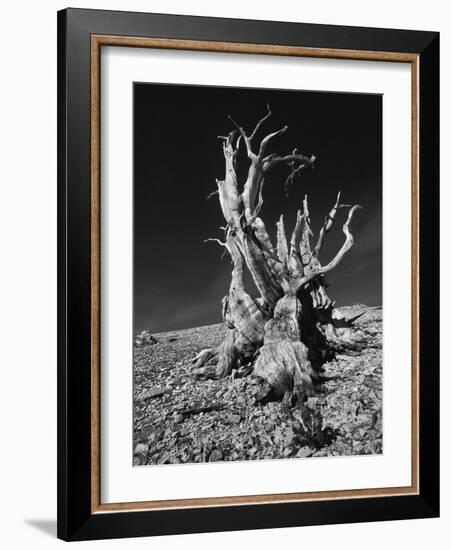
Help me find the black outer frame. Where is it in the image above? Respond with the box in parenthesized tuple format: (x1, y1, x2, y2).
(57, 8, 439, 542)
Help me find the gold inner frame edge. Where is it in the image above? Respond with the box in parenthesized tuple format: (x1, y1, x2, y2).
(90, 35, 420, 514)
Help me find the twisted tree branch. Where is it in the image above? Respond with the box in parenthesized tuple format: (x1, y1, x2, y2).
(249, 103, 272, 140)
(294, 204, 361, 291)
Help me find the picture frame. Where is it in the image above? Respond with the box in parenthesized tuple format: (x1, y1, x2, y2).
(57, 7, 439, 541)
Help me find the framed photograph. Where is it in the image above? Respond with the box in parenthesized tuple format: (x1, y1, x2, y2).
(57, 8, 439, 541)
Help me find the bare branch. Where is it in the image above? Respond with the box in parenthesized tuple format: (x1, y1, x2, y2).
(249, 104, 272, 140)
(290, 210, 303, 253)
(205, 234, 232, 261)
(204, 237, 227, 247)
(228, 109, 314, 224)
(263, 152, 316, 172)
(294, 204, 361, 291)
(312, 191, 341, 256)
(303, 194, 312, 228)
(206, 189, 219, 200)
(241, 162, 264, 222)
(235, 134, 242, 154)
(259, 126, 288, 156)
(220, 130, 241, 165)
(288, 209, 304, 276)
(229, 105, 274, 158)
(284, 150, 308, 194)
(248, 178, 265, 224)
(228, 115, 253, 158)
(216, 158, 242, 229)
(299, 195, 313, 267)
(276, 214, 289, 264)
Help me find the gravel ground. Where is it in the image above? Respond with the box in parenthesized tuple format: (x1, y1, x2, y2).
(133, 305, 382, 465)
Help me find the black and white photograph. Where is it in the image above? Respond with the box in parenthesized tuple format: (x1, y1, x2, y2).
(132, 82, 383, 466)
(1, 0, 443, 545)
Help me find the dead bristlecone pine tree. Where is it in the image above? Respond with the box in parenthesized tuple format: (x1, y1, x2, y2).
(192, 106, 363, 405)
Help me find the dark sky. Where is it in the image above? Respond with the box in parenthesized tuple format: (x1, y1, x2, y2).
(134, 83, 382, 334)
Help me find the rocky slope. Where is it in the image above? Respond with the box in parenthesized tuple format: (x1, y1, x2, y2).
(133, 305, 382, 465)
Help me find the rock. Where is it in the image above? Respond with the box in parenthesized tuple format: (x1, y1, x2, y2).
(284, 427, 295, 447)
(134, 308, 383, 464)
(135, 331, 158, 347)
(134, 443, 149, 456)
(209, 448, 223, 462)
(296, 446, 313, 458)
(371, 409, 382, 431)
(148, 430, 162, 445)
(306, 397, 319, 408)
(375, 413, 382, 431)
(139, 388, 166, 400)
(313, 449, 327, 457)
(139, 423, 154, 436)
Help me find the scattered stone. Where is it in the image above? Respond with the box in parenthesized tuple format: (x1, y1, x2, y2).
(306, 397, 319, 408)
(134, 307, 383, 465)
(209, 448, 223, 462)
(296, 446, 313, 458)
(284, 427, 295, 447)
(313, 449, 327, 457)
(134, 443, 149, 456)
(135, 331, 158, 347)
(148, 430, 162, 445)
(139, 388, 166, 400)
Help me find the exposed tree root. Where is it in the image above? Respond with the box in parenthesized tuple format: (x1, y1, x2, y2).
(253, 340, 314, 403)
(252, 295, 315, 403)
(193, 329, 257, 380)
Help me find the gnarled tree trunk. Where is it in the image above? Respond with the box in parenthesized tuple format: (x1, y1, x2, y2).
(193, 106, 361, 404)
